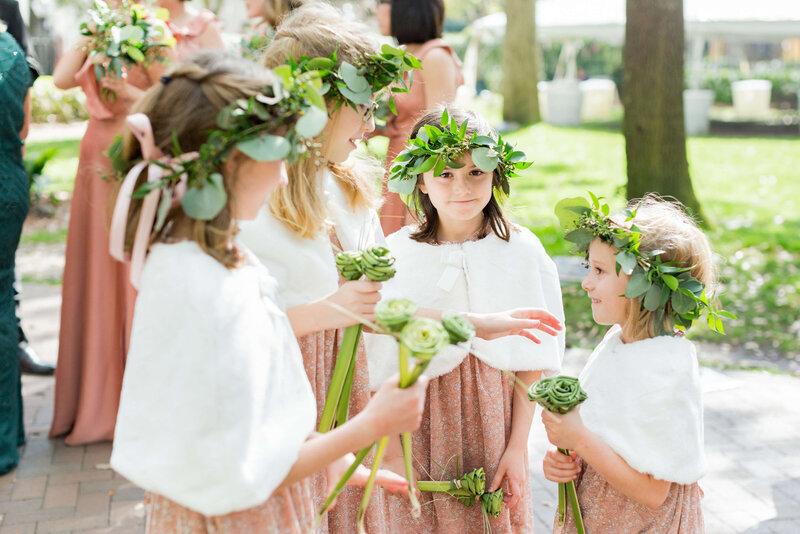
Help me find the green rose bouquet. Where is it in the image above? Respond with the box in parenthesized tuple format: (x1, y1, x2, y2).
(528, 376, 588, 534)
(417, 467, 504, 533)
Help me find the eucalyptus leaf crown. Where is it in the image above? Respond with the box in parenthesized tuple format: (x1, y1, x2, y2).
(285, 44, 421, 112)
(555, 193, 735, 335)
(107, 67, 328, 221)
(387, 107, 533, 196)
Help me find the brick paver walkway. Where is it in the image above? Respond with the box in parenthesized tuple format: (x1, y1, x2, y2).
(2, 283, 799, 533)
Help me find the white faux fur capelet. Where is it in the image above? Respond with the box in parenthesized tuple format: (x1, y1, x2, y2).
(366, 225, 565, 389)
(578, 325, 706, 484)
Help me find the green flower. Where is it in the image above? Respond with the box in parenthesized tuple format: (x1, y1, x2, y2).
(480, 489, 504, 517)
(375, 298, 417, 333)
(361, 246, 396, 281)
(399, 318, 449, 363)
(336, 250, 363, 281)
(441, 311, 475, 344)
(527, 376, 588, 414)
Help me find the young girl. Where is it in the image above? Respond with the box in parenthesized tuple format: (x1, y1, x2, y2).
(541, 195, 714, 532)
(49, 10, 171, 445)
(366, 107, 566, 533)
(109, 51, 428, 533)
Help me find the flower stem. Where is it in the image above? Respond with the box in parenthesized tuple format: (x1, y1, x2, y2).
(402, 431, 421, 518)
(357, 436, 389, 534)
(318, 324, 361, 432)
(335, 324, 362, 427)
(557, 447, 585, 534)
(313, 443, 373, 530)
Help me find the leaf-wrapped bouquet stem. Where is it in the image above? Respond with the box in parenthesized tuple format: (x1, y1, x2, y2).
(314, 301, 473, 532)
(417, 467, 503, 534)
(318, 247, 396, 433)
(528, 376, 588, 534)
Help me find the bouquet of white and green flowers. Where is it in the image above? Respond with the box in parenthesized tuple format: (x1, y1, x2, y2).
(80, 0, 174, 100)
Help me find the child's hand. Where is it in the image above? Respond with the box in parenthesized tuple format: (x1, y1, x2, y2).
(323, 280, 383, 329)
(542, 449, 580, 483)
(541, 408, 587, 451)
(325, 453, 411, 509)
(361, 374, 428, 440)
(467, 308, 562, 342)
(488, 443, 528, 509)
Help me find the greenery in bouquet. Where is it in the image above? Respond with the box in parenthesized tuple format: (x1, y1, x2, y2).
(315, 300, 475, 532)
(417, 467, 504, 534)
(80, 0, 175, 100)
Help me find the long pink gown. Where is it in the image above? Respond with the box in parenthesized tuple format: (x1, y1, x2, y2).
(379, 38, 463, 235)
(49, 59, 150, 445)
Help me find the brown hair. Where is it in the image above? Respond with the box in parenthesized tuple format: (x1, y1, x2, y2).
(618, 194, 716, 340)
(259, 0, 305, 27)
(407, 106, 512, 244)
(261, 2, 381, 238)
(391, 0, 444, 45)
(119, 51, 277, 268)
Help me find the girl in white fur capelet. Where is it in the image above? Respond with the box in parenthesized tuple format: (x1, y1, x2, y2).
(541, 193, 733, 532)
(367, 107, 566, 533)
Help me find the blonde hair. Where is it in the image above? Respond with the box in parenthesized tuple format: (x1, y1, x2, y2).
(119, 52, 276, 268)
(618, 194, 716, 340)
(259, 0, 304, 27)
(261, 2, 380, 238)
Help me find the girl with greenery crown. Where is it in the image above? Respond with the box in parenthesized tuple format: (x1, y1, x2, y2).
(367, 106, 565, 533)
(108, 51, 428, 534)
(541, 193, 730, 532)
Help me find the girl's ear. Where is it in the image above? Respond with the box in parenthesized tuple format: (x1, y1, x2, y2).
(417, 175, 427, 194)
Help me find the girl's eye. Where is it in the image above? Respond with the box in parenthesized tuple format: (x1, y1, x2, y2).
(438, 171, 453, 179)
(594, 267, 604, 275)
(469, 169, 486, 177)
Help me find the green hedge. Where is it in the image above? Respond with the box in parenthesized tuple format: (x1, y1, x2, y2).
(697, 67, 800, 108)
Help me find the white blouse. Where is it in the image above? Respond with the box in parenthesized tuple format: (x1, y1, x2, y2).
(366, 225, 566, 388)
(110, 241, 316, 516)
(579, 325, 706, 484)
(237, 169, 384, 308)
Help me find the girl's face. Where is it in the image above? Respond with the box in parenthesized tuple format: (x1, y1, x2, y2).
(245, 0, 267, 19)
(372, 0, 392, 36)
(581, 239, 630, 327)
(418, 152, 494, 235)
(230, 157, 288, 220)
(321, 101, 377, 163)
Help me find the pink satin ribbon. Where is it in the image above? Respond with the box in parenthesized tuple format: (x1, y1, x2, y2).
(109, 113, 196, 289)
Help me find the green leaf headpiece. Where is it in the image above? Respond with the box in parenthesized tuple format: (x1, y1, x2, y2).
(387, 107, 533, 196)
(284, 44, 421, 114)
(555, 193, 735, 335)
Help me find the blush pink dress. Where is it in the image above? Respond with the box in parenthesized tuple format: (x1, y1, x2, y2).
(379, 39, 463, 235)
(559, 459, 705, 533)
(168, 9, 224, 62)
(49, 59, 150, 445)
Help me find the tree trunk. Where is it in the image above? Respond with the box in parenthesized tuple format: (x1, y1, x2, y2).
(501, 0, 540, 125)
(622, 0, 704, 219)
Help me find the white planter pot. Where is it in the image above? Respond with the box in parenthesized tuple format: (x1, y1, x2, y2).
(683, 89, 714, 135)
(580, 79, 617, 121)
(731, 79, 772, 120)
(541, 80, 582, 126)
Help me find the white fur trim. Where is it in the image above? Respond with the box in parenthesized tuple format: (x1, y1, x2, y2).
(366, 226, 565, 390)
(579, 326, 706, 484)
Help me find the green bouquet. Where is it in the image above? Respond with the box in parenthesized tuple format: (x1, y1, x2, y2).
(528, 376, 588, 534)
(418, 467, 504, 533)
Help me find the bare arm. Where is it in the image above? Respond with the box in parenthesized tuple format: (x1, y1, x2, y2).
(52, 37, 89, 90)
(420, 47, 459, 107)
(286, 280, 382, 337)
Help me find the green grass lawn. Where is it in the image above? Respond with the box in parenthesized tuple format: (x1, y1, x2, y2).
(26, 126, 800, 358)
(504, 124, 800, 357)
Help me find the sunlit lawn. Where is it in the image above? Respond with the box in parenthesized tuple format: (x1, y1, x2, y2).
(28, 125, 800, 357)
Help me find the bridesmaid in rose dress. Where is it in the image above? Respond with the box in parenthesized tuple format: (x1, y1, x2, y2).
(157, 0, 225, 61)
(48, 34, 169, 445)
(372, 0, 463, 235)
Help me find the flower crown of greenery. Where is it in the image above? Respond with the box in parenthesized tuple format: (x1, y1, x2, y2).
(107, 67, 328, 221)
(387, 108, 533, 196)
(283, 44, 421, 113)
(555, 193, 734, 335)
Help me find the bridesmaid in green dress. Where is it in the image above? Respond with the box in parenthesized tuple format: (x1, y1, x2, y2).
(0, 24, 32, 475)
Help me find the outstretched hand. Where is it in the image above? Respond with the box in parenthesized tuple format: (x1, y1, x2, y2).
(468, 308, 563, 343)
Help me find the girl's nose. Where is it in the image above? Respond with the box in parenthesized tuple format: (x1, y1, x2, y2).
(581, 275, 592, 292)
(362, 115, 376, 135)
